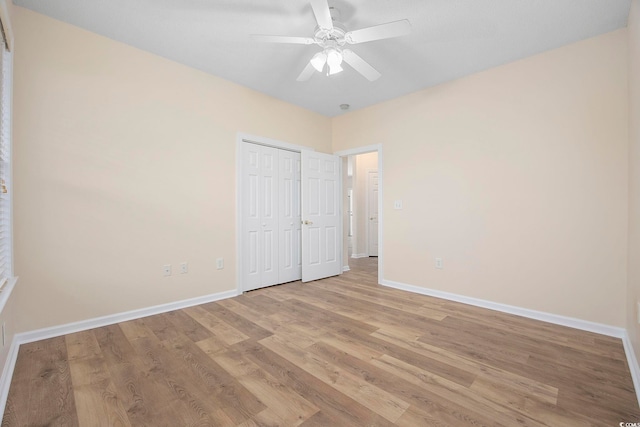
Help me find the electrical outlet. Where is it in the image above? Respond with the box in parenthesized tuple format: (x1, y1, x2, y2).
(394, 200, 403, 210)
(180, 262, 188, 274)
(435, 257, 443, 269)
(163, 264, 172, 276)
(216, 258, 224, 270)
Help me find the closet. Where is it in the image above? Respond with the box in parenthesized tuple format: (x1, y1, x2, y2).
(240, 143, 301, 291)
(239, 139, 342, 292)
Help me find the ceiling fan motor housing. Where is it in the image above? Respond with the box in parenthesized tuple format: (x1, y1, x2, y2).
(314, 25, 347, 48)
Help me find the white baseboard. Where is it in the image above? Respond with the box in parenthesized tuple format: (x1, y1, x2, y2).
(0, 288, 240, 422)
(622, 331, 640, 408)
(380, 279, 640, 408)
(343, 266, 351, 272)
(351, 253, 368, 259)
(17, 289, 239, 345)
(381, 279, 625, 338)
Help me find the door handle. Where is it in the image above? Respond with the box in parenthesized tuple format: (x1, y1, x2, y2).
(303, 220, 314, 225)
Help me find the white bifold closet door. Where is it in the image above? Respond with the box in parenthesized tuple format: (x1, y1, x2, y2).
(278, 149, 302, 283)
(301, 150, 342, 282)
(241, 142, 341, 292)
(241, 143, 301, 291)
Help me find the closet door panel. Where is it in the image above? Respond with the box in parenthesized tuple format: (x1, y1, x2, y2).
(301, 151, 342, 282)
(241, 143, 262, 291)
(260, 146, 279, 287)
(279, 150, 302, 283)
(242, 143, 279, 290)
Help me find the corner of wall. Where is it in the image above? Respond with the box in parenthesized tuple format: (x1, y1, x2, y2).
(627, 0, 640, 386)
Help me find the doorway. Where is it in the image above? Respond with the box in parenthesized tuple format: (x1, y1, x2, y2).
(335, 145, 383, 283)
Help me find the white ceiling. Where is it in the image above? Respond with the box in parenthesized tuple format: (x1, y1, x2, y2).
(13, 0, 632, 117)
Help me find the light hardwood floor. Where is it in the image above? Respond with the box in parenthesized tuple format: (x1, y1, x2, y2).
(3, 257, 639, 426)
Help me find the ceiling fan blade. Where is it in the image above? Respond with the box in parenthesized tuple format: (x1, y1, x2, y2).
(297, 61, 317, 82)
(310, 0, 333, 30)
(342, 49, 381, 81)
(345, 19, 411, 44)
(250, 34, 315, 45)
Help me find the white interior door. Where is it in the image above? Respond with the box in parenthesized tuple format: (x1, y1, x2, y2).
(241, 143, 279, 291)
(367, 170, 379, 256)
(278, 150, 302, 283)
(301, 150, 342, 282)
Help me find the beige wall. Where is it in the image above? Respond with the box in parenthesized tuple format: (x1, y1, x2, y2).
(11, 7, 332, 332)
(333, 30, 629, 327)
(628, 0, 640, 355)
(353, 152, 378, 257)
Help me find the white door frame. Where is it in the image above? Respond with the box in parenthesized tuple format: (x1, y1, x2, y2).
(334, 144, 383, 283)
(366, 169, 378, 257)
(236, 133, 316, 293)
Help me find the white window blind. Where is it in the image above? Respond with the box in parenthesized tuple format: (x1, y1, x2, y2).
(0, 8, 12, 292)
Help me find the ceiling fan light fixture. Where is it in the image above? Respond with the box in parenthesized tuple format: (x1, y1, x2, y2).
(326, 49, 343, 66)
(328, 62, 343, 75)
(326, 48, 343, 75)
(310, 51, 327, 72)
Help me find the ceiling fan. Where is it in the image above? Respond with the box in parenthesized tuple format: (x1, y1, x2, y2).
(250, 0, 411, 82)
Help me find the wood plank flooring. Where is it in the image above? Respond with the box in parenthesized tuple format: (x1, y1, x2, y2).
(3, 257, 639, 426)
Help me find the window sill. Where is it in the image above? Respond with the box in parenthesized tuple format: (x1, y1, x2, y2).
(0, 276, 17, 314)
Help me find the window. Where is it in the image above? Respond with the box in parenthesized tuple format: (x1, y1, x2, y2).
(0, 0, 14, 306)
